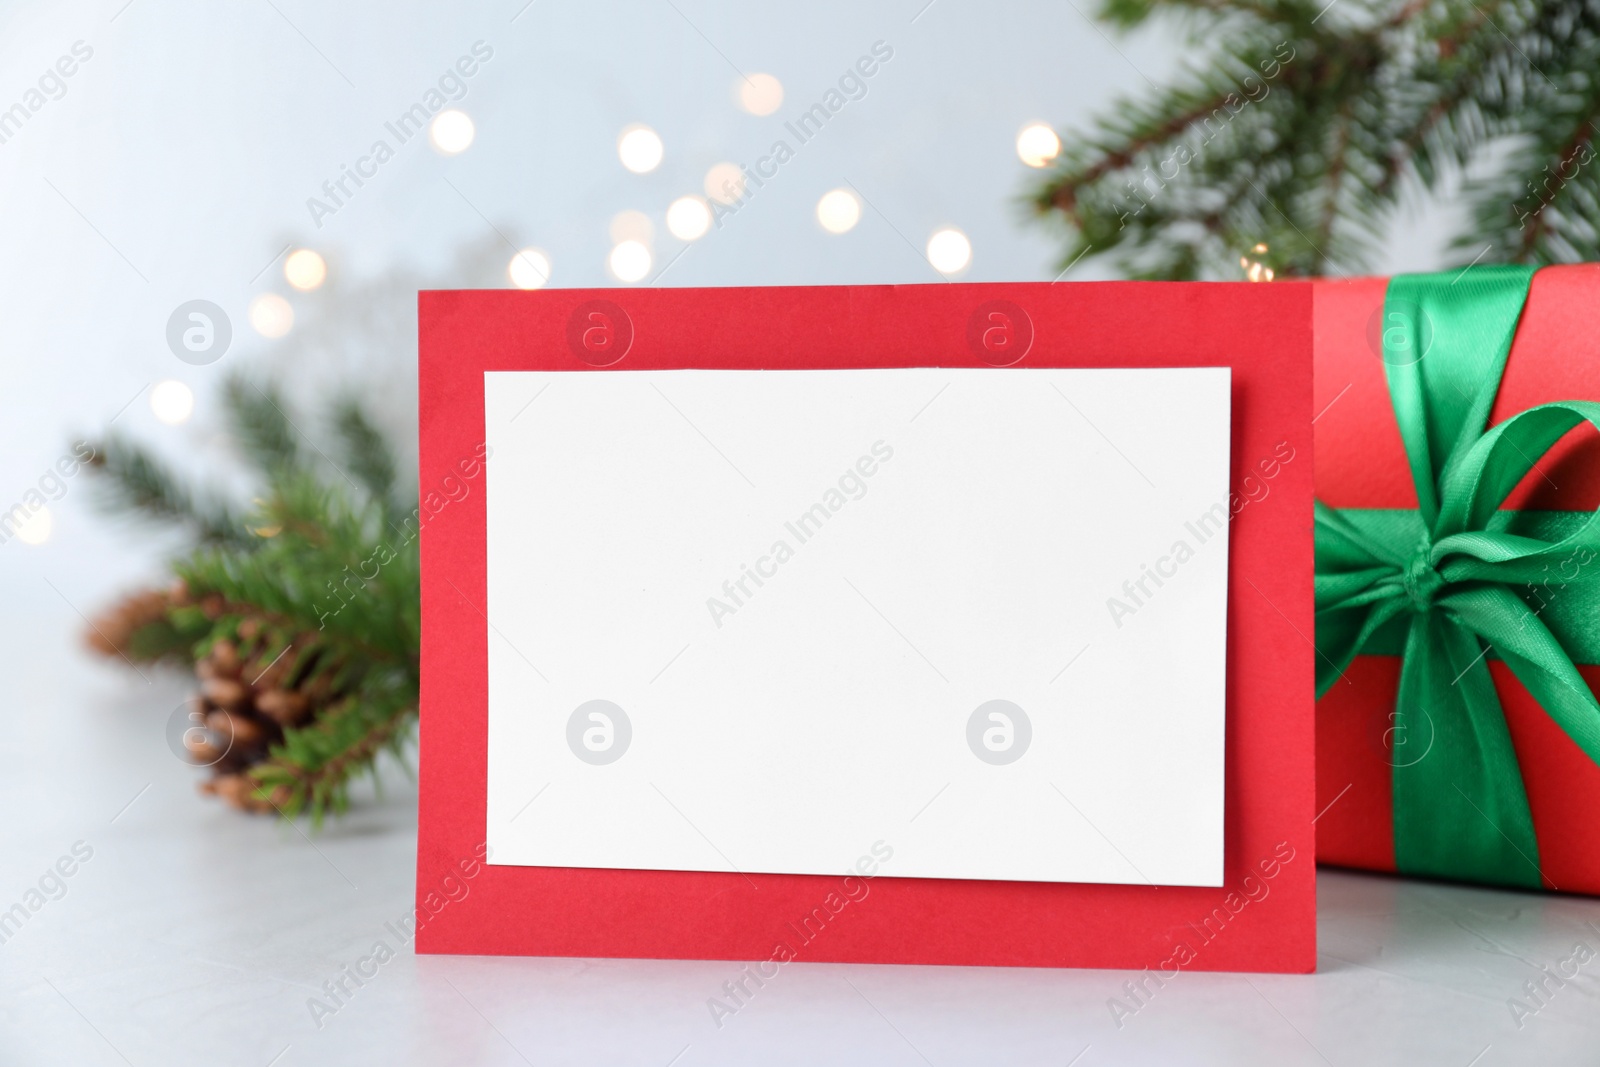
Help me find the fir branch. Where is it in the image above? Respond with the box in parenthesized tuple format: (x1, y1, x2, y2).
(223, 376, 302, 477)
(331, 399, 400, 511)
(1044, 87, 1243, 215)
(172, 469, 420, 688)
(1512, 114, 1600, 258)
(251, 690, 416, 825)
(1030, 0, 1600, 277)
(1316, 100, 1356, 264)
(86, 372, 424, 824)
(86, 435, 246, 545)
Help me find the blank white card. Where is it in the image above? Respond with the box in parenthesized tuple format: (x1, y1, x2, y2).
(484, 367, 1230, 887)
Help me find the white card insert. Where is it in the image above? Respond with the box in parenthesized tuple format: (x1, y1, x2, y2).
(484, 367, 1231, 887)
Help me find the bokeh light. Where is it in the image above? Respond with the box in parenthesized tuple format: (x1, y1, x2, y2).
(1016, 124, 1062, 168)
(283, 249, 326, 291)
(508, 249, 551, 290)
(609, 209, 655, 245)
(666, 196, 712, 240)
(249, 293, 294, 338)
(608, 240, 652, 283)
(704, 162, 745, 205)
(150, 379, 195, 425)
(618, 125, 664, 173)
(14, 504, 50, 546)
(737, 73, 784, 116)
(816, 189, 861, 234)
(927, 228, 972, 274)
(430, 109, 476, 154)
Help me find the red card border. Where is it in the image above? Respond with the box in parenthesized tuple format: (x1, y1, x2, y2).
(416, 281, 1317, 972)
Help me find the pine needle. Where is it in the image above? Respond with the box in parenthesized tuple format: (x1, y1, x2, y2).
(1030, 0, 1600, 278)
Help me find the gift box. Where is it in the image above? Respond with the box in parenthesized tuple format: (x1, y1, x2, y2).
(1313, 264, 1600, 895)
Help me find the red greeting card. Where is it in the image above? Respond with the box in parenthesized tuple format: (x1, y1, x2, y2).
(415, 281, 1316, 972)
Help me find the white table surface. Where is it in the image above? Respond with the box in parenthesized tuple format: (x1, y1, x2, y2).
(3, 610, 1600, 1067)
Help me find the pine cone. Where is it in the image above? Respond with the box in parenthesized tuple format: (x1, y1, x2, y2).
(184, 611, 346, 813)
(200, 676, 249, 707)
(93, 588, 352, 815)
(209, 638, 240, 676)
(84, 588, 175, 658)
(255, 688, 311, 726)
(182, 729, 225, 766)
(206, 708, 266, 748)
(244, 645, 293, 692)
(204, 774, 289, 813)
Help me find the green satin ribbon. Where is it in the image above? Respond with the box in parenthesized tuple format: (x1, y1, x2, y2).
(1314, 265, 1600, 889)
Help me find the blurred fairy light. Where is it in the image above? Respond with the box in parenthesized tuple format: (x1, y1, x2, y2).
(618, 125, 664, 173)
(283, 248, 326, 291)
(247, 497, 282, 538)
(737, 73, 784, 116)
(609, 209, 655, 245)
(816, 189, 861, 234)
(508, 248, 551, 290)
(14, 504, 50, 546)
(249, 293, 294, 338)
(1016, 124, 1062, 168)
(430, 109, 476, 154)
(704, 162, 745, 205)
(1240, 242, 1275, 282)
(666, 196, 712, 240)
(927, 228, 972, 274)
(609, 240, 652, 283)
(150, 380, 195, 425)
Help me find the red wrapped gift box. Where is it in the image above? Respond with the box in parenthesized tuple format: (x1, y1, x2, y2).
(1313, 264, 1600, 894)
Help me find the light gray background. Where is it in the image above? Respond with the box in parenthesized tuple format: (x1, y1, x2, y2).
(2, 1, 1594, 1064)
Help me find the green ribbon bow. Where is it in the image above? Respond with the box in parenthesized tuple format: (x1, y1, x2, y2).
(1314, 265, 1600, 889)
